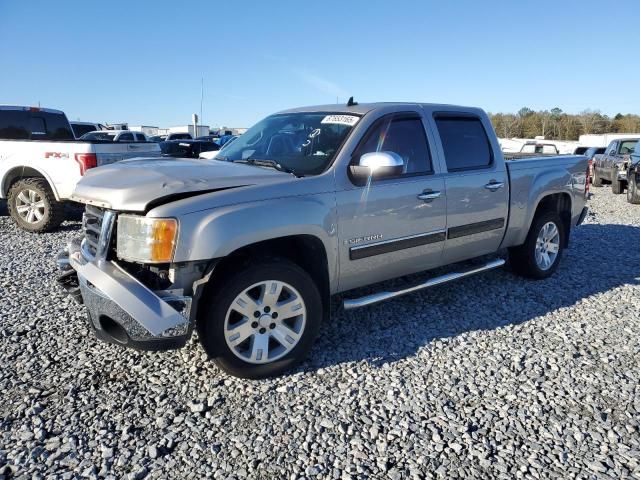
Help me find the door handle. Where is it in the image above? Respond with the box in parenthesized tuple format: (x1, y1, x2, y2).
(417, 190, 442, 202)
(484, 182, 504, 191)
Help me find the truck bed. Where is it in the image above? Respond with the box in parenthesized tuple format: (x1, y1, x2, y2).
(502, 154, 588, 248)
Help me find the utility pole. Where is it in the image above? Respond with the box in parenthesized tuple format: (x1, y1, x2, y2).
(200, 76, 204, 131)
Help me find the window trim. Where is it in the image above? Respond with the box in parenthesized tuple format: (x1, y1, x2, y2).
(349, 112, 435, 183)
(433, 112, 495, 173)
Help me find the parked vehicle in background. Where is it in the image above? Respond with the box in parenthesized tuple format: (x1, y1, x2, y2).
(195, 135, 220, 142)
(80, 130, 148, 142)
(58, 101, 589, 378)
(592, 138, 638, 193)
(520, 142, 560, 155)
(217, 134, 237, 147)
(573, 146, 589, 155)
(70, 121, 106, 139)
(625, 147, 640, 204)
(0, 106, 161, 232)
(166, 132, 192, 141)
(583, 146, 606, 181)
(159, 139, 220, 158)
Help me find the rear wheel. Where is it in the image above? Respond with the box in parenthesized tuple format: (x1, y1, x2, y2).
(627, 174, 640, 204)
(198, 259, 322, 378)
(7, 178, 64, 233)
(611, 170, 624, 194)
(509, 211, 565, 280)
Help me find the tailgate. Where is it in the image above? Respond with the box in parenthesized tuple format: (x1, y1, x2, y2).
(93, 142, 161, 166)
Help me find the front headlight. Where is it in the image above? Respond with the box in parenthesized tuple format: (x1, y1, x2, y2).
(116, 215, 178, 263)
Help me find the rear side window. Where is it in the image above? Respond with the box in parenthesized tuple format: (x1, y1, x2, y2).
(0, 110, 30, 139)
(435, 116, 493, 171)
(118, 133, 134, 141)
(355, 114, 432, 176)
(134, 133, 146, 142)
(37, 112, 74, 140)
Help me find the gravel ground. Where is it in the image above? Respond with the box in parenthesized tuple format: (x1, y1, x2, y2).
(1, 188, 639, 480)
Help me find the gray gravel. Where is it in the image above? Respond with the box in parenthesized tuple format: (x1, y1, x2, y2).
(1, 188, 639, 479)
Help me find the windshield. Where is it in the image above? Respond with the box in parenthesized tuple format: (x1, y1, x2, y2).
(619, 140, 637, 155)
(216, 112, 360, 176)
(170, 133, 192, 140)
(80, 131, 117, 141)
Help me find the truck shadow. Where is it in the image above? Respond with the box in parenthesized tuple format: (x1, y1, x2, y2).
(304, 222, 640, 372)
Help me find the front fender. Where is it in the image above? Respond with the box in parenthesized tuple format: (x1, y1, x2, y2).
(172, 193, 338, 284)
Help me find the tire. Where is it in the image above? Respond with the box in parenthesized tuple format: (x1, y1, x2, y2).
(592, 167, 603, 187)
(198, 259, 322, 379)
(611, 171, 624, 194)
(7, 178, 64, 233)
(509, 211, 565, 280)
(627, 175, 640, 204)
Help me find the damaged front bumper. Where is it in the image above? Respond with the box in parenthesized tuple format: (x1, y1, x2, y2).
(57, 237, 198, 351)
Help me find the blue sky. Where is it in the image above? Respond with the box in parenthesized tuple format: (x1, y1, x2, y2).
(1, 0, 638, 128)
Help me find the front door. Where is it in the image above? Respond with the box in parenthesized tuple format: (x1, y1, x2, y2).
(431, 114, 509, 265)
(336, 112, 447, 292)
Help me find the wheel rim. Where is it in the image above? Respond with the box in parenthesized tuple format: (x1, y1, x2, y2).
(224, 280, 307, 364)
(15, 189, 45, 224)
(535, 222, 560, 271)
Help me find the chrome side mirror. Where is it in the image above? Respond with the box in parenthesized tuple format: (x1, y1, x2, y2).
(350, 151, 404, 185)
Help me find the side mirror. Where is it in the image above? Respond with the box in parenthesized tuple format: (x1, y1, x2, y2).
(349, 151, 404, 185)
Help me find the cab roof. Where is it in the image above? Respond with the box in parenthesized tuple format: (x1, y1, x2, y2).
(277, 102, 484, 116)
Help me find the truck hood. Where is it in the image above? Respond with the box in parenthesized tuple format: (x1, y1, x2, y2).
(71, 157, 289, 212)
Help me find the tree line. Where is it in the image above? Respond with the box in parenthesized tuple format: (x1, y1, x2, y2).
(489, 108, 640, 140)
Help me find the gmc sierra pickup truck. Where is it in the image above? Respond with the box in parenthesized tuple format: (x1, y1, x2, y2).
(0, 106, 160, 232)
(592, 137, 639, 193)
(57, 102, 589, 378)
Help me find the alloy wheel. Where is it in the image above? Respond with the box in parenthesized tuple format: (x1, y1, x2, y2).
(534, 222, 560, 270)
(15, 189, 45, 224)
(224, 280, 307, 364)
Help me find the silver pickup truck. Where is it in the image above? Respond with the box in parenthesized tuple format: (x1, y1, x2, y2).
(57, 102, 589, 378)
(591, 137, 639, 194)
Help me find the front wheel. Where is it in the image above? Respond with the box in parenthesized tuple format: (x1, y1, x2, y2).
(198, 259, 322, 379)
(627, 175, 640, 204)
(509, 211, 565, 280)
(611, 169, 624, 194)
(592, 168, 603, 187)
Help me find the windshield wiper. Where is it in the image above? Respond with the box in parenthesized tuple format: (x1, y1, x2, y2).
(233, 158, 298, 176)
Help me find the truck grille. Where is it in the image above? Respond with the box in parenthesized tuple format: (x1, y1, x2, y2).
(81, 205, 115, 260)
(82, 206, 104, 257)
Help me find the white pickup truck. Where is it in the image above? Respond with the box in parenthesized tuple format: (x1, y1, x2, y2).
(0, 106, 161, 232)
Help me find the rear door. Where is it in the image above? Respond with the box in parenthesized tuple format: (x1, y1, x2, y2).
(431, 113, 509, 265)
(336, 111, 447, 291)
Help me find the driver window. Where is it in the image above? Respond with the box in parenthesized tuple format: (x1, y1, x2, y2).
(354, 114, 432, 176)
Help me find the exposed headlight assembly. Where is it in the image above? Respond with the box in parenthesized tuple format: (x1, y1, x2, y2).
(116, 215, 178, 263)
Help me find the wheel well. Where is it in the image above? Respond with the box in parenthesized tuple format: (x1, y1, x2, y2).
(206, 235, 331, 317)
(533, 193, 572, 247)
(2, 167, 48, 197)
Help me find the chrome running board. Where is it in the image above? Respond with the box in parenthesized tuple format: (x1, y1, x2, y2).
(343, 258, 505, 310)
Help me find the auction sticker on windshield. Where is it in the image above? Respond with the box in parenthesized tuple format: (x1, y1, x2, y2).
(321, 115, 360, 126)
